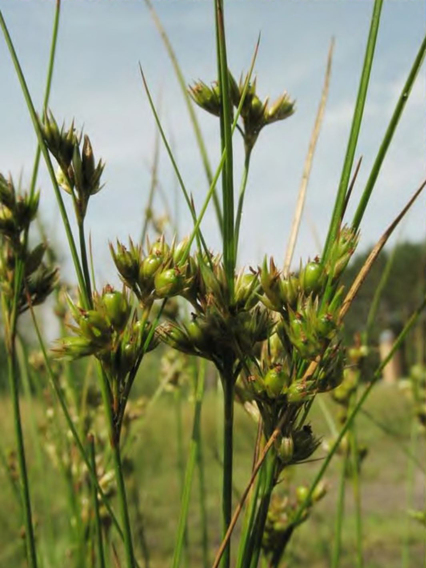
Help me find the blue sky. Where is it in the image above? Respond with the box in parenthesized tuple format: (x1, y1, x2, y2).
(0, 0, 425, 285)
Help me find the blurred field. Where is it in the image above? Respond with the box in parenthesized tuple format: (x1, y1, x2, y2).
(0, 380, 425, 568)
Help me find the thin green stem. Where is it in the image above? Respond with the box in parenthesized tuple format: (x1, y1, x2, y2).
(221, 372, 235, 568)
(215, 0, 235, 298)
(0, 10, 88, 306)
(27, 299, 125, 541)
(182, 41, 259, 262)
(331, 454, 347, 568)
(139, 66, 206, 255)
(29, 0, 61, 201)
(140, 126, 160, 246)
(17, 339, 56, 567)
(172, 361, 206, 568)
(79, 221, 93, 302)
(89, 435, 106, 568)
(143, 0, 223, 231)
(195, 363, 209, 568)
(175, 387, 190, 566)
(248, 452, 276, 568)
(235, 467, 262, 568)
(98, 367, 135, 568)
(323, 0, 383, 259)
(350, 394, 363, 568)
(197, 436, 209, 568)
(234, 149, 252, 256)
(7, 347, 38, 568)
(402, 417, 418, 568)
(353, 31, 426, 231)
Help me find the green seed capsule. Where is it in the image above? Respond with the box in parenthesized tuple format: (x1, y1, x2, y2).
(79, 310, 111, 343)
(264, 366, 288, 398)
(173, 238, 189, 264)
(317, 313, 336, 338)
(186, 319, 208, 350)
(278, 436, 294, 464)
(119, 341, 137, 377)
(103, 291, 130, 332)
(296, 485, 310, 504)
(280, 277, 298, 307)
(140, 254, 163, 280)
(150, 239, 169, 257)
(154, 268, 183, 298)
(300, 261, 323, 295)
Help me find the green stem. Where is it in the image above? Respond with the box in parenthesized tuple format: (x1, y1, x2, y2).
(221, 373, 235, 568)
(248, 453, 276, 568)
(28, 0, 61, 201)
(7, 346, 38, 568)
(402, 417, 418, 568)
(27, 298, 125, 540)
(175, 388, 190, 566)
(17, 340, 56, 567)
(89, 435, 106, 568)
(0, 10, 88, 307)
(98, 368, 135, 568)
(172, 361, 206, 568)
(234, 149, 252, 257)
(143, 0, 223, 232)
(236, 468, 262, 568)
(78, 221, 93, 303)
(350, 394, 363, 568)
(323, 0, 383, 259)
(195, 363, 209, 568)
(215, 0, 235, 298)
(331, 454, 347, 568)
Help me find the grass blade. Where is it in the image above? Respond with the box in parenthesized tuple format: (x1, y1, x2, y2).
(323, 0, 383, 259)
(353, 31, 426, 231)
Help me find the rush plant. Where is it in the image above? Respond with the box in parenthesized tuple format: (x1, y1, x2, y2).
(0, 1, 426, 568)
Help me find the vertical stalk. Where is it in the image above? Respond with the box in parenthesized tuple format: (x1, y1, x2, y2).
(215, 0, 235, 298)
(78, 221, 93, 301)
(98, 368, 135, 568)
(323, 0, 383, 259)
(402, 417, 418, 568)
(89, 435, 106, 568)
(221, 372, 234, 568)
(331, 454, 347, 568)
(195, 363, 209, 568)
(234, 149, 252, 256)
(235, 469, 262, 568)
(175, 387, 190, 566)
(349, 396, 363, 568)
(248, 452, 276, 568)
(172, 361, 206, 568)
(7, 345, 38, 568)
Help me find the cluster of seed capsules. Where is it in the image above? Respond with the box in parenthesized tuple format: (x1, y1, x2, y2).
(189, 70, 295, 152)
(0, 173, 57, 315)
(262, 482, 327, 563)
(53, 286, 157, 400)
(55, 227, 357, 453)
(41, 112, 104, 222)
